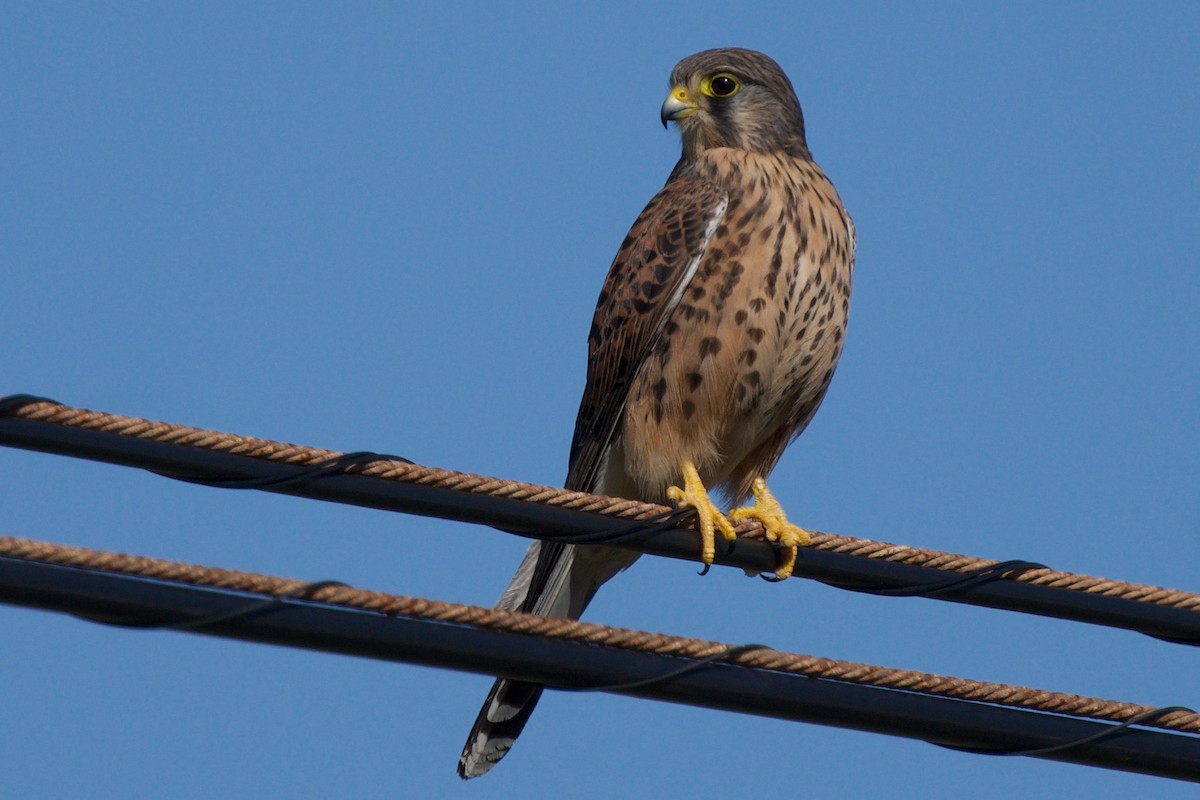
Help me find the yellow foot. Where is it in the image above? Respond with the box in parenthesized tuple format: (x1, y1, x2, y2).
(667, 460, 736, 568)
(729, 478, 810, 580)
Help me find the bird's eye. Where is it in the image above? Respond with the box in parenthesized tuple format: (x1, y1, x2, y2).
(707, 73, 740, 98)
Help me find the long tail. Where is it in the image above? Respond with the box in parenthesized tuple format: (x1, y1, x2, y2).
(457, 678, 544, 778)
(456, 541, 637, 778)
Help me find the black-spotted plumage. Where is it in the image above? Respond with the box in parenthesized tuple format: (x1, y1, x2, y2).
(458, 47, 854, 779)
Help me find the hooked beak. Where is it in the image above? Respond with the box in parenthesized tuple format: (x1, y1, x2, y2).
(660, 85, 699, 128)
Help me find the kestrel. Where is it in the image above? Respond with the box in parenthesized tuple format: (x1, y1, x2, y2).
(458, 48, 855, 778)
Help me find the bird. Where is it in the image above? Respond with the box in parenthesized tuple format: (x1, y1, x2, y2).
(457, 47, 855, 778)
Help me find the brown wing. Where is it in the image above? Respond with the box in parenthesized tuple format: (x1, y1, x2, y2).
(565, 174, 729, 493)
(458, 147, 731, 785)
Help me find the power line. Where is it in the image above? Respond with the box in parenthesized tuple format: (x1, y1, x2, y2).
(2, 394, 1198, 644)
(1, 535, 1197, 783)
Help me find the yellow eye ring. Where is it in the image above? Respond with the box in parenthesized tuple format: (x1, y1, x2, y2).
(702, 73, 740, 98)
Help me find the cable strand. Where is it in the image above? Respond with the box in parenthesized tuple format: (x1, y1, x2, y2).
(2, 534, 1197, 737)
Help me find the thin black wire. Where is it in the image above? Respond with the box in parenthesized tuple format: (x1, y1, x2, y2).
(76, 580, 351, 631)
(565, 506, 745, 578)
(550, 643, 772, 693)
(494, 507, 699, 549)
(800, 559, 1049, 597)
(935, 705, 1199, 757)
(159, 451, 414, 490)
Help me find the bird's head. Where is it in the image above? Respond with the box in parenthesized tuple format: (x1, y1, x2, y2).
(661, 48, 810, 161)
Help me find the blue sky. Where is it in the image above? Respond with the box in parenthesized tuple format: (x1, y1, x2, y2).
(3, 3, 1198, 798)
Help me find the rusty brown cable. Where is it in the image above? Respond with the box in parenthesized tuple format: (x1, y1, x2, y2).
(1, 534, 1197, 737)
(3, 395, 1198, 619)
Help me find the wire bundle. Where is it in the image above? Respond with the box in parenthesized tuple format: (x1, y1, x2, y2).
(1, 394, 1198, 782)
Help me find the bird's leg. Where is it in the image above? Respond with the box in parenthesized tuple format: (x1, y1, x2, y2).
(729, 478, 810, 579)
(667, 460, 737, 568)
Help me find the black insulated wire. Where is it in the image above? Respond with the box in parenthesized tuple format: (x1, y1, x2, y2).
(2, 392, 1199, 645)
(1, 553, 1198, 784)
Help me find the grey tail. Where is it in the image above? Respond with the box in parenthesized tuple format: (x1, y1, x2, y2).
(455, 536, 636, 777)
(457, 678, 544, 779)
